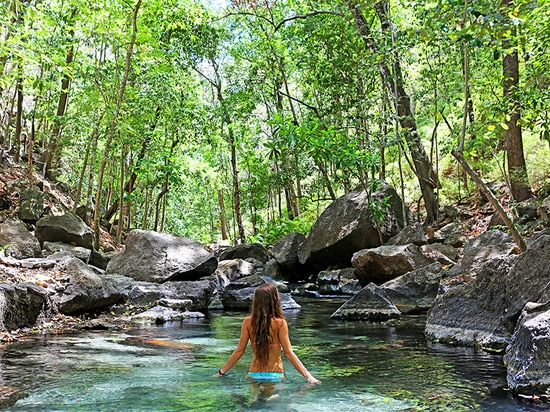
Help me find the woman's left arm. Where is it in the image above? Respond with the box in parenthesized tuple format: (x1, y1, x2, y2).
(215, 317, 250, 376)
(279, 319, 321, 384)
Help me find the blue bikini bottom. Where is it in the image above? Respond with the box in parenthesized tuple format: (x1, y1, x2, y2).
(247, 372, 285, 382)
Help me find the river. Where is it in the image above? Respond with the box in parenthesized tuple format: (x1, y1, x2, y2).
(0, 298, 546, 411)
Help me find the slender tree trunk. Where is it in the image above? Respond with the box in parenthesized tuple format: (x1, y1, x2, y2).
(347, 0, 439, 224)
(13, 68, 23, 163)
(217, 189, 228, 240)
(104, 105, 159, 222)
(142, 187, 150, 229)
(116, 144, 125, 244)
(501, 0, 532, 202)
(73, 112, 104, 213)
(453, 28, 526, 252)
(93, 0, 141, 250)
(44, 8, 77, 178)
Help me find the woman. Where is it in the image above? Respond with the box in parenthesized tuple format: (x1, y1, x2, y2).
(215, 283, 321, 385)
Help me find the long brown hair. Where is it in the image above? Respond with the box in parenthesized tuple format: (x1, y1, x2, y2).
(251, 283, 284, 367)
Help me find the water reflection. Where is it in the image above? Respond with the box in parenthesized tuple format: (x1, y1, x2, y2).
(0, 298, 547, 411)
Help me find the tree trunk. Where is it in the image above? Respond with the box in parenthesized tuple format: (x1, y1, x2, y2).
(14, 68, 23, 163)
(217, 189, 228, 240)
(501, 4, 532, 203)
(93, 0, 141, 250)
(103, 105, 159, 222)
(347, 0, 439, 224)
(44, 8, 77, 178)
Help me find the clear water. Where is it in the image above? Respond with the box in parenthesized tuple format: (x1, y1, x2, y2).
(0, 298, 546, 411)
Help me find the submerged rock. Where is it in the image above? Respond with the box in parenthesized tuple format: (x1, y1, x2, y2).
(330, 283, 401, 321)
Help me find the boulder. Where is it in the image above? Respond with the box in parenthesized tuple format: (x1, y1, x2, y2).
(131, 306, 204, 324)
(504, 302, 550, 395)
(516, 198, 541, 222)
(539, 197, 550, 227)
(420, 243, 458, 265)
(43, 241, 91, 263)
(0, 219, 41, 259)
(432, 222, 467, 248)
(18, 189, 44, 222)
(219, 242, 270, 263)
(161, 279, 217, 310)
(35, 213, 94, 249)
(262, 259, 284, 281)
(88, 248, 115, 270)
(0, 283, 47, 331)
(386, 222, 428, 246)
(270, 232, 306, 269)
(352, 244, 433, 286)
(220, 276, 300, 310)
(459, 229, 517, 276)
(317, 268, 361, 295)
(215, 259, 257, 288)
(329, 283, 401, 321)
(53, 258, 123, 314)
(380, 262, 443, 314)
(106, 229, 217, 283)
(118, 276, 217, 311)
(425, 235, 550, 351)
(297, 182, 407, 271)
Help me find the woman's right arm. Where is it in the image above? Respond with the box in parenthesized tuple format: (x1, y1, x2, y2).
(279, 319, 321, 384)
(215, 317, 250, 376)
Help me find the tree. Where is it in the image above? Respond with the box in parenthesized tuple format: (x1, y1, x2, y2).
(501, 0, 532, 202)
(346, 0, 439, 224)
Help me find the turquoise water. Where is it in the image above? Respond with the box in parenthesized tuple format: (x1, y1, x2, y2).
(0, 299, 545, 411)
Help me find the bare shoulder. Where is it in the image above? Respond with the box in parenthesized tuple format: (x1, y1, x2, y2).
(243, 316, 252, 325)
(272, 317, 287, 328)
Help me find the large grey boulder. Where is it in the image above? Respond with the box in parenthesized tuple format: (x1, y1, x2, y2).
(352, 244, 433, 286)
(106, 229, 217, 283)
(219, 242, 270, 263)
(297, 182, 407, 271)
(270, 232, 306, 269)
(381, 262, 443, 314)
(425, 235, 550, 351)
(504, 302, 550, 395)
(43, 241, 91, 263)
(18, 189, 44, 221)
(35, 213, 93, 249)
(53, 258, 123, 314)
(330, 282, 401, 321)
(459, 229, 517, 276)
(0, 219, 41, 259)
(0, 283, 47, 331)
(386, 222, 428, 246)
